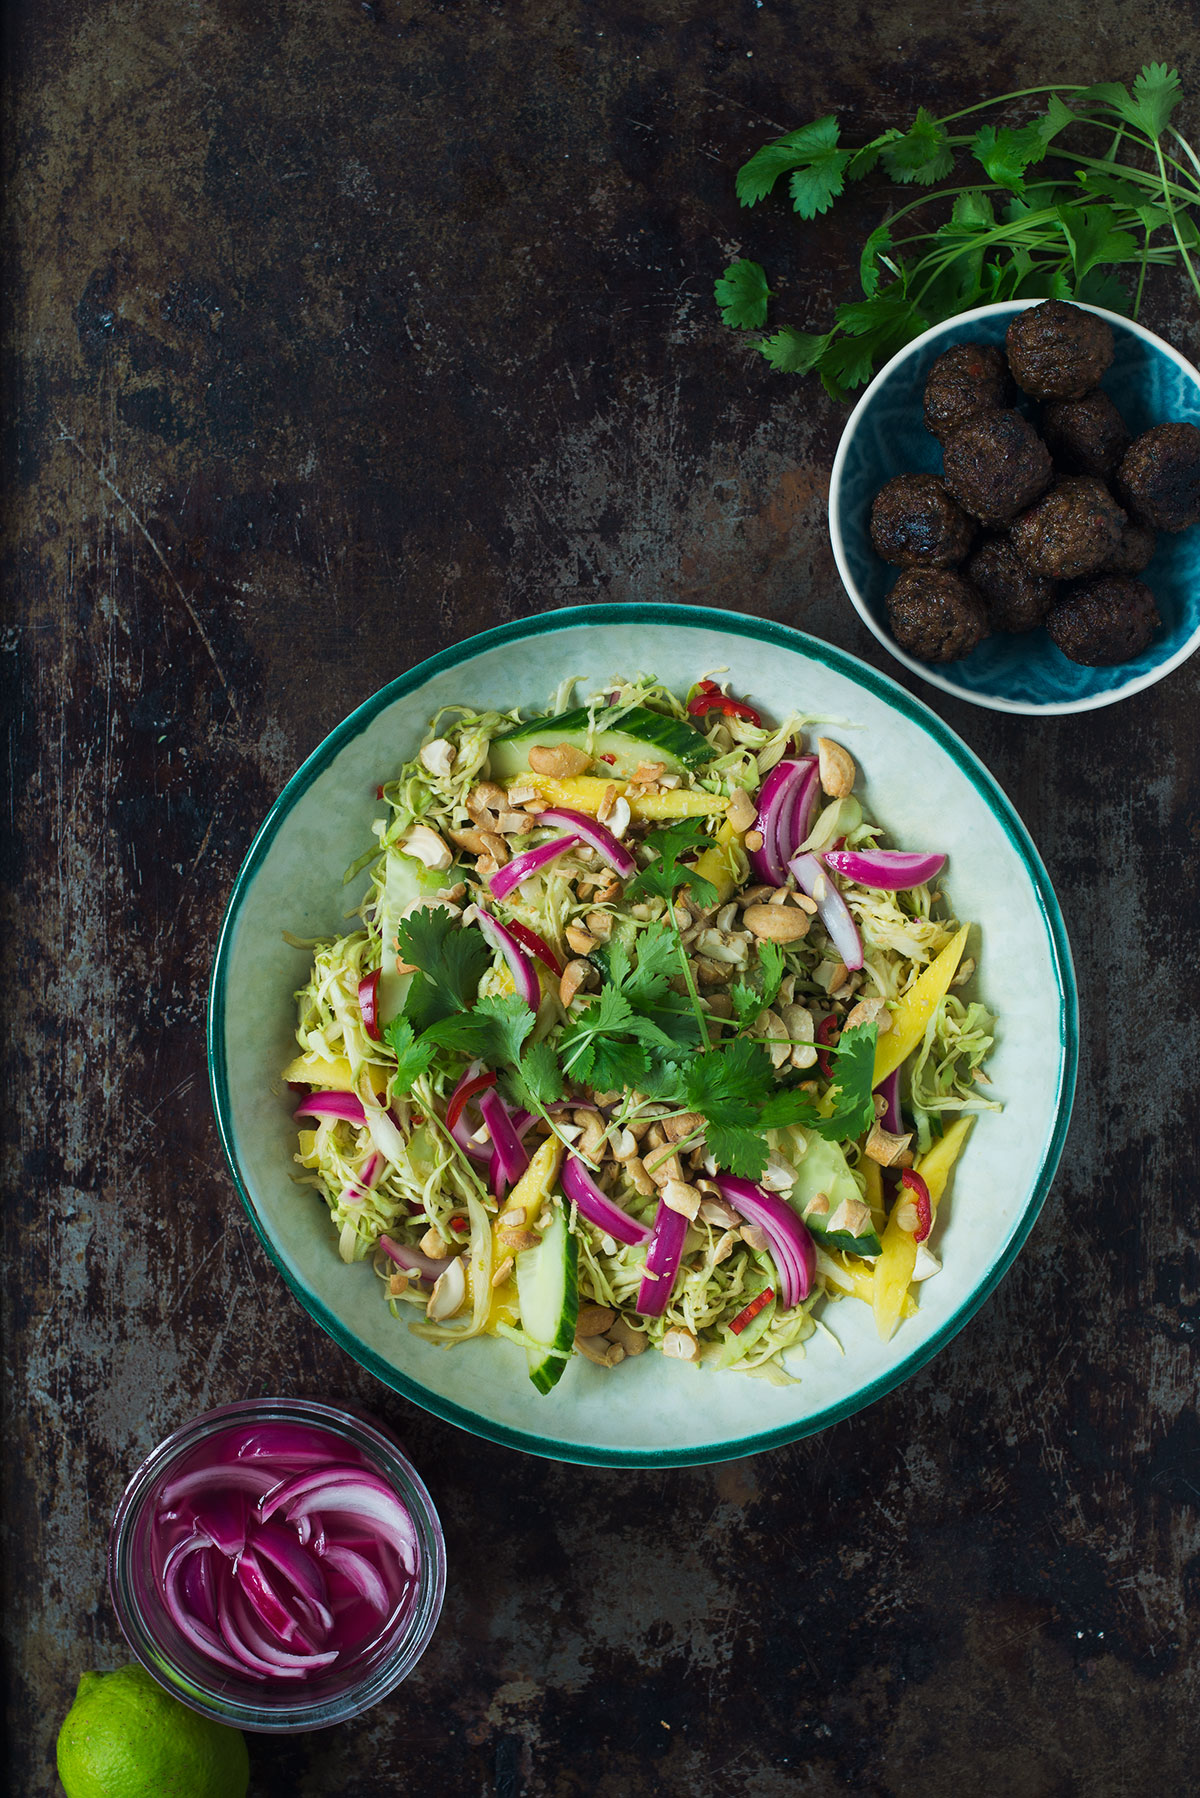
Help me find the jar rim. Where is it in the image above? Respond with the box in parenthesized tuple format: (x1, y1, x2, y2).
(108, 1396, 445, 1732)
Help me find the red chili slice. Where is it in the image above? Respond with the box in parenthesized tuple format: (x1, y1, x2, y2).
(900, 1169, 932, 1243)
(598, 752, 617, 765)
(815, 1013, 839, 1078)
(503, 919, 564, 977)
(357, 970, 382, 1042)
(445, 1069, 497, 1133)
(686, 690, 763, 726)
(729, 1286, 775, 1336)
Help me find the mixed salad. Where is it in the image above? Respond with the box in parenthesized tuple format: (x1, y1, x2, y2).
(283, 674, 998, 1390)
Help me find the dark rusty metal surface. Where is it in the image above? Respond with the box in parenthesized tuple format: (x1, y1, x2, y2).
(4, 3, 1199, 1792)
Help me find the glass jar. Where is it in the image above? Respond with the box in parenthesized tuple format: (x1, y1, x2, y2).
(108, 1397, 445, 1731)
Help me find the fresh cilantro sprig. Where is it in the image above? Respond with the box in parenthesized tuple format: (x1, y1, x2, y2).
(716, 64, 1200, 398)
(388, 911, 562, 1116)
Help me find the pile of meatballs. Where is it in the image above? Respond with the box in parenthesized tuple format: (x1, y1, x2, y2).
(870, 300, 1200, 665)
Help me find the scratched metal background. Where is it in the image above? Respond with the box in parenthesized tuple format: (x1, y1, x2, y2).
(4, 2, 1199, 1793)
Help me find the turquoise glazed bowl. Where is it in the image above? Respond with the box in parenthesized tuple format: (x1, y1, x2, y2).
(209, 607, 1077, 1466)
(829, 300, 1200, 714)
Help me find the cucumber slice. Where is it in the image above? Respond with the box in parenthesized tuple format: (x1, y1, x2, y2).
(791, 1134, 883, 1259)
(488, 704, 715, 781)
(377, 847, 452, 1026)
(515, 1203, 579, 1393)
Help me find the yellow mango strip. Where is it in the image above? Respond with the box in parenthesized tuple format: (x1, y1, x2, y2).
(691, 817, 745, 904)
(477, 1136, 564, 1332)
(915, 1114, 976, 1216)
(872, 1205, 920, 1341)
(860, 1155, 886, 1232)
(509, 772, 726, 822)
(828, 1252, 917, 1318)
(873, 923, 971, 1086)
(281, 1051, 357, 1091)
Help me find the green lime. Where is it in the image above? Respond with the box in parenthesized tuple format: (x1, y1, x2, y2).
(56, 1665, 249, 1798)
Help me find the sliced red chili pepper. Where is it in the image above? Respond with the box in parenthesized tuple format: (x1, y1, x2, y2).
(816, 1013, 839, 1078)
(410, 1112, 425, 1125)
(729, 1286, 775, 1335)
(900, 1169, 932, 1243)
(448, 1214, 468, 1234)
(686, 690, 763, 726)
(445, 1069, 497, 1132)
(376, 784, 386, 800)
(503, 919, 564, 976)
(358, 969, 382, 1042)
(598, 752, 617, 765)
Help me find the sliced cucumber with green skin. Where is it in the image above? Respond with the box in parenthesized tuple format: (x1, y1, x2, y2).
(488, 705, 715, 781)
(515, 1203, 579, 1393)
(791, 1134, 883, 1259)
(377, 847, 453, 1027)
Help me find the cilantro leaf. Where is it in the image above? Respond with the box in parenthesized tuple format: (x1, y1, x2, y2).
(558, 986, 638, 1081)
(705, 1121, 768, 1180)
(513, 1039, 564, 1110)
(587, 1034, 651, 1093)
(729, 983, 765, 1029)
(970, 122, 1049, 193)
(846, 130, 903, 182)
(684, 1037, 773, 1127)
(620, 922, 678, 1008)
(422, 993, 536, 1068)
(736, 115, 849, 212)
(757, 940, 784, 1010)
(859, 224, 894, 299)
(1054, 204, 1141, 279)
(637, 1056, 684, 1103)
(715, 259, 772, 330)
(396, 908, 491, 1012)
(759, 327, 834, 374)
(817, 1022, 878, 1140)
(383, 1017, 436, 1092)
(729, 939, 784, 1028)
(1073, 268, 1132, 314)
(402, 969, 459, 1033)
(626, 820, 718, 909)
(1129, 63, 1183, 138)
(880, 108, 954, 185)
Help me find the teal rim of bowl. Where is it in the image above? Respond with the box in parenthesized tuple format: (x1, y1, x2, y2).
(208, 603, 1079, 1468)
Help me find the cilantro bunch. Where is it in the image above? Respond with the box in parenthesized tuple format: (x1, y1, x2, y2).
(715, 64, 1200, 399)
(380, 826, 879, 1185)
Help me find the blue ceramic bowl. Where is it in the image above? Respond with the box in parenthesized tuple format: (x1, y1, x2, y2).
(829, 301, 1200, 714)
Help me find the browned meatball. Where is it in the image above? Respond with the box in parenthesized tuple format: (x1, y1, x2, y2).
(1040, 390, 1129, 478)
(964, 535, 1056, 633)
(870, 473, 976, 568)
(1006, 301, 1114, 400)
(1046, 575, 1160, 665)
(886, 569, 990, 663)
(1009, 478, 1126, 580)
(923, 342, 1011, 442)
(1116, 422, 1200, 531)
(942, 409, 1053, 524)
(1101, 519, 1157, 576)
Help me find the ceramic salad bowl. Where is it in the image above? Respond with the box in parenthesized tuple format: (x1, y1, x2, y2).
(208, 605, 1077, 1466)
(829, 299, 1200, 714)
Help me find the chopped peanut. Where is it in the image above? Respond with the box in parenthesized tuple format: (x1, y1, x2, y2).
(726, 787, 757, 832)
(744, 904, 810, 943)
(575, 1304, 617, 1338)
(817, 737, 857, 799)
(528, 742, 592, 778)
